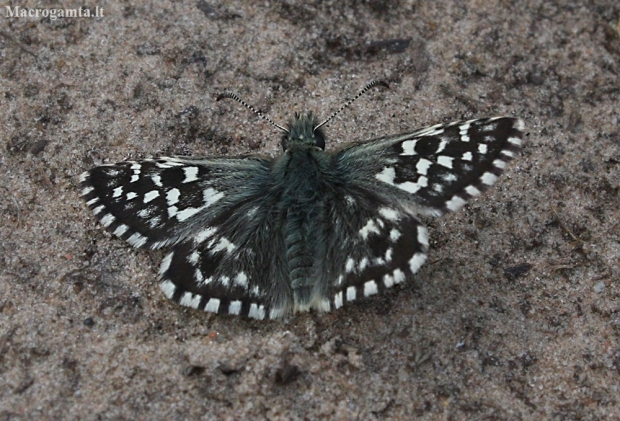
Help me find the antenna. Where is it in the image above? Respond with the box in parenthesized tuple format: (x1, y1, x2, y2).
(216, 92, 289, 133)
(314, 80, 389, 131)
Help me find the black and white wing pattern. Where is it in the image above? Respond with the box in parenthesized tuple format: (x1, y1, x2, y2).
(81, 113, 524, 320)
(316, 117, 524, 310)
(81, 156, 293, 318)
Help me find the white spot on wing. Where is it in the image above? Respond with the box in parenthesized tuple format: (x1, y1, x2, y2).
(269, 307, 285, 319)
(462, 152, 473, 161)
(393, 269, 406, 284)
(100, 213, 115, 227)
(359, 219, 380, 239)
(493, 159, 507, 169)
(364, 281, 378, 296)
(160, 252, 173, 276)
(248, 303, 265, 320)
(127, 232, 147, 248)
(151, 174, 163, 187)
(194, 227, 217, 243)
(336, 275, 344, 286)
(112, 186, 123, 198)
(205, 298, 220, 313)
(508, 136, 522, 146)
(437, 156, 454, 168)
(379, 207, 399, 221)
(399, 177, 428, 194)
(187, 251, 200, 265)
(376, 167, 396, 185)
(143, 190, 160, 203)
(113, 224, 129, 237)
(204, 188, 224, 206)
(160, 279, 176, 298)
(442, 173, 458, 183)
(481, 172, 498, 186)
(465, 185, 482, 197)
(515, 119, 525, 131)
(316, 299, 331, 312)
(446, 195, 467, 212)
(417, 225, 429, 248)
(137, 208, 152, 219)
(401, 139, 418, 156)
(183, 166, 199, 183)
(345, 258, 355, 273)
(416, 158, 433, 175)
(195, 269, 204, 284)
(166, 188, 180, 206)
(175, 206, 201, 222)
(334, 291, 343, 309)
(459, 122, 471, 142)
(389, 229, 401, 242)
(180, 292, 201, 309)
(219, 276, 230, 287)
(409, 252, 427, 273)
(126, 192, 138, 201)
(480, 122, 497, 132)
(213, 237, 236, 254)
(346, 286, 356, 302)
(383, 273, 394, 288)
(229, 301, 242, 315)
(234, 272, 248, 288)
(478, 144, 488, 154)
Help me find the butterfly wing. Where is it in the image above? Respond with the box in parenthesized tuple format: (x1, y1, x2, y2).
(334, 117, 524, 215)
(158, 195, 294, 320)
(310, 183, 430, 311)
(82, 155, 296, 319)
(314, 117, 524, 309)
(81, 156, 273, 249)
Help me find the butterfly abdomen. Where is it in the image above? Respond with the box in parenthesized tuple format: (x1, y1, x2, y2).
(277, 146, 333, 310)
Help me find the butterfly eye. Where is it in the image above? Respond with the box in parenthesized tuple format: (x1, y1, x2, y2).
(313, 128, 325, 150)
(281, 133, 290, 151)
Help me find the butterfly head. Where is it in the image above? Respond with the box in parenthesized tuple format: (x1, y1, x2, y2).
(282, 112, 326, 151)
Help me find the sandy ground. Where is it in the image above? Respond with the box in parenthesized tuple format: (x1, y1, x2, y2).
(1, 1, 620, 420)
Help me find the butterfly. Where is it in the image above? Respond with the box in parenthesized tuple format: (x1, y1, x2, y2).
(80, 81, 524, 319)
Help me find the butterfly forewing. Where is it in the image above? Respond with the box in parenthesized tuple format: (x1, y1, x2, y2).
(336, 117, 523, 216)
(81, 156, 272, 249)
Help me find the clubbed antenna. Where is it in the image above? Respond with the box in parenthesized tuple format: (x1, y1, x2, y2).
(314, 80, 389, 131)
(216, 92, 289, 133)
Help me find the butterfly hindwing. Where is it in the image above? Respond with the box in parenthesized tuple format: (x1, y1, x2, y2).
(316, 184, 429, 311)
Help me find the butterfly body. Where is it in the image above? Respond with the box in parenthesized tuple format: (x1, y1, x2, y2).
(81, 102, 524, 320)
